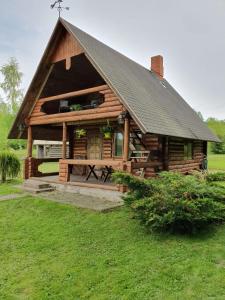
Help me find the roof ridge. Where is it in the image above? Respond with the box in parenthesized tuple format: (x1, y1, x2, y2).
(60, 18, 154, 75)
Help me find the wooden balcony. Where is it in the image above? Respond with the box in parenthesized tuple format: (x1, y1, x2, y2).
(28, 85, 123, 126)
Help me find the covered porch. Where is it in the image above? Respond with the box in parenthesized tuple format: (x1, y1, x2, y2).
(24, 113, 133, 192)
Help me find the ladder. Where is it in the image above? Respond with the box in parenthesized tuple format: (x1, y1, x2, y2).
(129, 131, 146, 151)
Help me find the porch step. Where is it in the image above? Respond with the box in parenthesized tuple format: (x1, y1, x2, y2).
(22, 179, 55, 194)
(22, 186, 56, 194)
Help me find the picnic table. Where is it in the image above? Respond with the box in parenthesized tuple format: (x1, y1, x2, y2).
(61, 159, 124, 183)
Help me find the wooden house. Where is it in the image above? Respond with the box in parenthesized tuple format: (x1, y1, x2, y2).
(9, 18, 219, 193)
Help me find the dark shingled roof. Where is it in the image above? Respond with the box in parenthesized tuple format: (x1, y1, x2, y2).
(61, 19, 218, 142)
(9, 18, 219, 142)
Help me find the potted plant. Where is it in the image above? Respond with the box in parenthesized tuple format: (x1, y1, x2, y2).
(70, 104, 82, 111)
(76, 129, 87, 139)
(101, 120, 114, 139)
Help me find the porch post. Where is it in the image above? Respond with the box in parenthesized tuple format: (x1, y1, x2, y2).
(123, 117, 130, 161)
(27, 125, 33, 157)
(62, 122, 67, 159)
(69, 126, 75, 159)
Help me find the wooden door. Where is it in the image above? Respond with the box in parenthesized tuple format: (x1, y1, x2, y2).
(87, 133, 102, 160)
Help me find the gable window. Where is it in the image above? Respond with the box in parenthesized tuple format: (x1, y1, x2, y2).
(114, 132, 123, 157)
(184, 141, 193, 160)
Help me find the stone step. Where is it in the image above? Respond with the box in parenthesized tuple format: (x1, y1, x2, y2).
(23, 179, 52, 190)
(22, 186, 55, 194)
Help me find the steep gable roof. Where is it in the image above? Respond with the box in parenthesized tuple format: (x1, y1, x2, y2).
(9, 18, 219, 142)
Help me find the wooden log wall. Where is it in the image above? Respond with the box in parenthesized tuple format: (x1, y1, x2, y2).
(73, 131, 113, 159)
(29, 85, 123, 125)
(72, 128, 114, 175)
(102, 138, 113, 159)
(168, 138, 204, 173)
(59, 160, 69, 182)
(144, 134, 163, 177)
(51, 30, 83, 63)
(130, 133, 205, 177)
(24, 158, 43, 179)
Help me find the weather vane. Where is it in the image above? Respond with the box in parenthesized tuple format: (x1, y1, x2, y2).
(50, 0, 70, 18)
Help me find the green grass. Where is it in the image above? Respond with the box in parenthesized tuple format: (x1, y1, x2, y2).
(0, 166, 225, 298)
(208, 154, 225, 171)
(1, 197, 225, 299)
(0, 179, 22, 195)
(39, 162, 59, 173)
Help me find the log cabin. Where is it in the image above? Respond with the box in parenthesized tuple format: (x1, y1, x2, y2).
(9, 18, 219, 193)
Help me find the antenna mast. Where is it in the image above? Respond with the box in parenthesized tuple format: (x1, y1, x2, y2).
(50, 0, 70, 17)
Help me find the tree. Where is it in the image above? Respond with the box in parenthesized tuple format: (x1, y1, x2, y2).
(0, 57, 23, 114)
(211, 135, 225, 154)
(196, 111, 204, 121)
(0, 58, 25, 151)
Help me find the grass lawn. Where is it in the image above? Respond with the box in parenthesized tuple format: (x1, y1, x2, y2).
(208, 154, 225, 171)
(39, 162, 59, 173)
(0, 181, 225, 299)
(0, 179, 22, 196)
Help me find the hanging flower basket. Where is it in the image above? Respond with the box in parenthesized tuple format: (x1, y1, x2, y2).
(101, 120, 114, 139)
(76, 129, 86, 139)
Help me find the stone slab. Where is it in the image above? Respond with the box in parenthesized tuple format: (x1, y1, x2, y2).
(39, 191, 124, 212)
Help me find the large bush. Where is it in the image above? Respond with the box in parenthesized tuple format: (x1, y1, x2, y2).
(0, 151, 21, 182)
(113, 172, 225, 234)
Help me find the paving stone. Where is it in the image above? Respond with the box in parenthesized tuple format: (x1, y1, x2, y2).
(0, 194, 26, 201)
(39, 191, 123, 212)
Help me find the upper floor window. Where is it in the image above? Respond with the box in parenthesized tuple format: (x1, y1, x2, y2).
(184, 141, 193, 160)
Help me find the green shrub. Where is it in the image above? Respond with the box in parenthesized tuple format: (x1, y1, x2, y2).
(7, 139, 26, 150)
(113, 172, 225, 234)
(0, 151, 21, 182)
(206, 172, 225, 183)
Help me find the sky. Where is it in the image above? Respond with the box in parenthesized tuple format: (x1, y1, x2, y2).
(0, 0, 225, 120)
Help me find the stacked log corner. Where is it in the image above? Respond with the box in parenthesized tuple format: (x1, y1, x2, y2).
(24, 158, 42, 179)
(59, 160, 69, 182)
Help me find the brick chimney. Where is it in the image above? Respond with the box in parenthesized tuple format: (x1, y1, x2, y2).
(151, 55, 164, 79)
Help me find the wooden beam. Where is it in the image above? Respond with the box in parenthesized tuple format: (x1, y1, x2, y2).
(30, 105, 122, 122)
(28, 64, 54, 117)
(60, 159, 123, 168)
(123, 117, 130, 162)
(69, 126, 75, 159)
(27, 126, 33, 157)
(65, 57, 71, 70)
(62, 122, 67, 159)
(38, 85, 108, 103)
(29, 111, 121, 126)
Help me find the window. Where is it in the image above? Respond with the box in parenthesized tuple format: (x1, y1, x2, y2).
(184, 141, 193, 160)
(114, 132, 123, 157)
